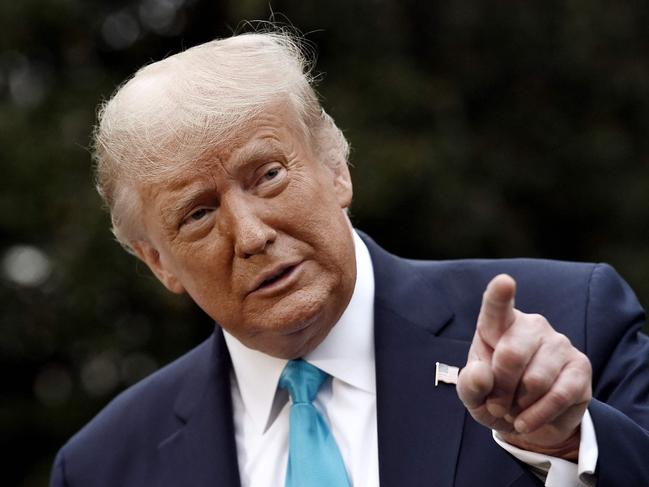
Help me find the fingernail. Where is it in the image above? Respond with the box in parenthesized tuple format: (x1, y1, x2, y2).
(514, 419, 529, 433)
(504, 414, 515, 424)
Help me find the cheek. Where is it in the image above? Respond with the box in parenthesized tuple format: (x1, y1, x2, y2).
(174, 246, 234, 304)
(186, 283, 244, 331)
(285, 184, 348, 233)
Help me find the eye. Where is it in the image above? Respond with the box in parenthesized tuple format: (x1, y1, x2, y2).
(254, 163, 287, 192)
(189, 208, 210, 221)
(181, 207, 214, 227)
(263, 167, 281, 181)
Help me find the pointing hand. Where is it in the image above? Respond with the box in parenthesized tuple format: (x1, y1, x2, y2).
(456, 274, 592, 459)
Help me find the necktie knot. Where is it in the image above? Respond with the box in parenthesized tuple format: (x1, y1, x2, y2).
(279, 359, 328, 404)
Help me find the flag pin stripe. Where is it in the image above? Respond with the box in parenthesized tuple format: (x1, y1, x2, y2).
(435, 362, 460, 386)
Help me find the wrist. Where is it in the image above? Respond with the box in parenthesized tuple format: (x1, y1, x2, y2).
(502, 427, 581, 462)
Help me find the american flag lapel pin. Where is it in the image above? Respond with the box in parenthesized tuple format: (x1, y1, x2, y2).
(435, 362, 460, 386)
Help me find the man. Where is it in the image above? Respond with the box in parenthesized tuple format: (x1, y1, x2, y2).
(51, 32, 649, 486)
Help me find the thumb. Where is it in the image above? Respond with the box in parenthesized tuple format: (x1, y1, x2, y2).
(456, 360, 494, 409)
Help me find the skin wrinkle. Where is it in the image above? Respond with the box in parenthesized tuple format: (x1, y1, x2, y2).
(456, 274, 592, 458)
(94, 33, 350, 249)
(104, 101, 342, 250)
(132, 102, 356, 359)
(89, 34, 599, 469)
(156, 121, 295, 235)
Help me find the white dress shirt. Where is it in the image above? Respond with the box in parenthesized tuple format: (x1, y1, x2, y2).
(224, 230, 598, 486)
(493, 411, 598, 487)
(224, 231, 378, 487)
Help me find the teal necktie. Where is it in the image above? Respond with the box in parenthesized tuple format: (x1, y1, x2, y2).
(279, 359, 351, 487)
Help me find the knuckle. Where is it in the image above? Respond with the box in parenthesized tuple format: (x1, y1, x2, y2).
(547, 392, 568, 410)
(522, 371, 551, 393)
(567, 359, 593, 399)
(494, 345, 526, 372)
(553, 333, 572, 349)
(548, 388, 573, 409)
(476, 317, 488, 334)
(575, 352, 593, 373)
(568, 368, 588, 387)
(527, 313, 548, 330)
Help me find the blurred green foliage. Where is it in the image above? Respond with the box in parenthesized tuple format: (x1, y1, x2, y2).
(2, 1, 649, 485)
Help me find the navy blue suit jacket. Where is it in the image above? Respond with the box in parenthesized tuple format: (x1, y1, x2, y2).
(51, 234, 649, 486)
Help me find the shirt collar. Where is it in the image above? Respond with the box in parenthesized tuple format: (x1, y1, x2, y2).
(223, 229, 376, 434)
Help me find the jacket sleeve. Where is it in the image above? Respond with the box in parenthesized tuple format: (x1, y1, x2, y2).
(50, 448, 69, 487)
(585, 263, 649, 485)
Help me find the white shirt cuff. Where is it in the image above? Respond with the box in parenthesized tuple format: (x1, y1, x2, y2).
(492, 409, 598, 487)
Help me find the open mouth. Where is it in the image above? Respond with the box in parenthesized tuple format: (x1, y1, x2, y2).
(256, 265, 297, 291)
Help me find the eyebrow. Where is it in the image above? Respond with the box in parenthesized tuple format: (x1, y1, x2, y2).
(160, 185, 215, 225)
(157, 137, 286, 225)
(227, 137, 286, 173)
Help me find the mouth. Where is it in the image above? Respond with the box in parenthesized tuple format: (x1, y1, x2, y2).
(250, 261, 303, 295)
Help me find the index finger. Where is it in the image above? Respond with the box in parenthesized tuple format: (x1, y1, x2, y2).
(477, 274, 517, 347)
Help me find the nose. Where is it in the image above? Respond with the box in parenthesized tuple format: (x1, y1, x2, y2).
(222, 192, 277, 258)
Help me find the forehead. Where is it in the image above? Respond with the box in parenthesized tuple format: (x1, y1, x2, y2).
(210, 105, 307, 164)
(137, 102, 311, 198)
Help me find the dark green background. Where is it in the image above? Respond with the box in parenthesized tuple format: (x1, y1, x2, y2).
(3, 1, 649, 485)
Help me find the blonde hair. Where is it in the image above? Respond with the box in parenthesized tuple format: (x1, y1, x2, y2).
(93, 31, 349, 250)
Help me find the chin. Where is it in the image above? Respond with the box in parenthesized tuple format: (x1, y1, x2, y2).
(247, 296, 337, 357)
(226, 272, 352, 357)
(256, 326, 330, 359)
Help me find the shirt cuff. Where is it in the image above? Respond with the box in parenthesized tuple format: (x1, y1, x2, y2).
(492, 409, 598, 487)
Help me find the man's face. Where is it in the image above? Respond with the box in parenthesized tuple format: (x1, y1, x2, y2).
(133, 103, 356, 359)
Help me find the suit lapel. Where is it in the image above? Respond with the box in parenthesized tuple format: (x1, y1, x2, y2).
(364, 234, 543, 487)
(150, 234, 538, 486)
(364, 235, 470, 487)
(156, 331, 241, 487)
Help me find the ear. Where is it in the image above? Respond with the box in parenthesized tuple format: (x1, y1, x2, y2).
(330, 160, 353, 209)
(129, 240, 185, 294)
